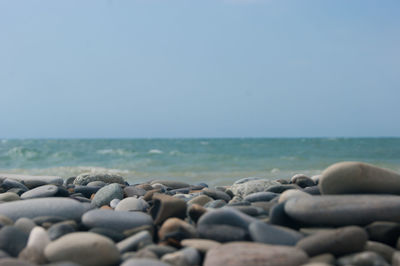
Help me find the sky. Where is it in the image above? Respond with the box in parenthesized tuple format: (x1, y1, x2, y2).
(0, 0, 399, 138)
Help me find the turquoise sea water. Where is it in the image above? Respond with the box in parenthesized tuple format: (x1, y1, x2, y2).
(1, 138, 399, 186)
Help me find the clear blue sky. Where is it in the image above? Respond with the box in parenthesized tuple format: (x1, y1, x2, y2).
(1, 0, 399, 138)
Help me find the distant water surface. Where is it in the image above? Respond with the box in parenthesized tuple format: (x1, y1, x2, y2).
(1, 138, 399, 186)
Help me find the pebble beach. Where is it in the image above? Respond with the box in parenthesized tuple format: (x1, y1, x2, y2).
(1, 161, 400, 265)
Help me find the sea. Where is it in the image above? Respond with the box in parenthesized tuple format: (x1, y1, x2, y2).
(1, 138, 400, 186)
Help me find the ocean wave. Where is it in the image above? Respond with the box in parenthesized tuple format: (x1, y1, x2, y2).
(6, 147, 40, 159)
(96, 149, 133, 156)
(148, 149, 163, 154)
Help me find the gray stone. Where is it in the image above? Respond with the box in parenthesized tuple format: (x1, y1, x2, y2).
(150, 180, 190, 189)
(87, 181, 106, 187)
(48, 223, 75, 241)
(144, 244, 177, 258)
(319, 161, 400, 194)
(115, 198, 149, 212)
(266, 184, 300, 193)
(229, 179, 280, 197)
(0, 258, 37, 266)
(121, 258, 170, 266)
(366, 221, 400, 246)
(161, 247, 200, 266)
(337, 251, 389, 266)
(89, 227, 125, 242)
(365, 241, 394, 263)
(44, 232, 120, 266)
(296, 226, 368, 257)
(393, 251, 400, 266)
(202, 188, 231, 202)
(204, 242, 308, 266)
(0, 173, 63, 188)
(243, 192, 278, 202)
(0, 192, 20, 202)
(18, 226, 50, 264)
(92, 183, 124, 207)
(249, 221, 303, 245)
(2, 179, 29, 192)
(14, 218, 36, 234)
(117, 231, 153, 253)
(0, 198, 88, 221)
(198, 207, 256, 230)
(82, 209, 153, 232)
(0, 226, 29, 257)
(124, 186, 147, 197)
(20, 185, 60, 199)
(73, 172, 125, 186)
(198, 224, 247, 242)
(204, 199, 226, 208)
(285, 195, 400, 226)
(291, 174, 315, 188)
(181, 239, 221, 253)
(110, 198, 121, 209)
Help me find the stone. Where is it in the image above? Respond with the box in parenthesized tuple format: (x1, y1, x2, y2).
(121, 258, 170, 266)
(187, 204, 207, 223)
(124, 186, 147, 197)
(122, 249, 158, 261)
(278, 189, 311, 203)
(249, 221, 303, 245)
(243, 192, 278, 202)
(150, 180, 190, 189)
(20, 185, 60, 199)
(393, 252, 400, 266)
(296, 226, 368, 257)
(0, 258, 37, 266)
(82, 209, 153, 232)
(303, 185, 321, 195)
(0, 215, 14, 226)
(73, 172, 125, 186)
(365, 241, 394, 263)
(110, 198, 121, 209)
(48, 223, 75, 241)
(266, 184, 300, 193)
(198, 207, 256, 230)
(89, 227, 125, 242)
(92, 183, 124, 207)
(0, 198, 88, 221)
(319, 161, 400, 194)
(202, 188, 231, 202)
(158, 218, 197, 241)
(198, 224, 247, 242)
(181, 239, 220, 253)
(291, 174, 315, 188)
(87, 181, 106, 187)
(19, 226, 50, 264)
(308, 253, 336, 264)
(0, 192, 20, 202)
(161, 247, 200, 266)
(269, 202, 300, 229)
(14, 218, 36, 234)
(285, 195, 400, 226)
(0, 173, 63, 188)
(204, 242, 308, 266)
(231, 205, 263, 216)
(229, 179, 280, 197)
(1, 179, 28, 192)
(187, 195, 213, 206)
(204, 199, 226, 208)
(366, 221, 400, 246)
(336, 251, 389, 266)
(44, 232, 120, 266)
(73, 186, 101, 198)
(149, 193, 187, 225)
(144, 244, 177, 258)
(0, 226, 29, 257)
(117, 230, 153, 253)
(115, 198, 149, 212)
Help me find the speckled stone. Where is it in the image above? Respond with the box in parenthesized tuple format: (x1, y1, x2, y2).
(73, 172, 125, 186)
(92, 183, 124, 207)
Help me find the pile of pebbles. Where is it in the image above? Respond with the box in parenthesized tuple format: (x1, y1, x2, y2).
(1, 162, 400, 265)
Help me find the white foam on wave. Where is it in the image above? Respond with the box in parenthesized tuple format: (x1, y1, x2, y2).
(148, 149, 163, 154)
(97, 149, 132, 156)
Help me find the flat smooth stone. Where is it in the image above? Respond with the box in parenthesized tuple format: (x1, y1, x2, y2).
(249, 221, 303, 246)
(20, 185, 59, 199)
(229, 179, 280, 197)
(115, 198, 148, 212)
(319, 161, 400, 194)
(0, 198, 89, 221)
(117, 230, 152, 253)
(121, 258, 170, 266)
(0, 173, 63, 187)
(0, 192, 20, 202)
(296, 226, 368, 257)
(44, 232, 120, 266)
(197, 207, 256, 230)
(92, 183, 124, 207)
(244, 192, 278, 202)
(204, 242, 308, 266)
(82, 209, 153, 232)
(73, 173, 125, 186)
(285, 195, 400, 226)
(0, 226, 29, 257)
